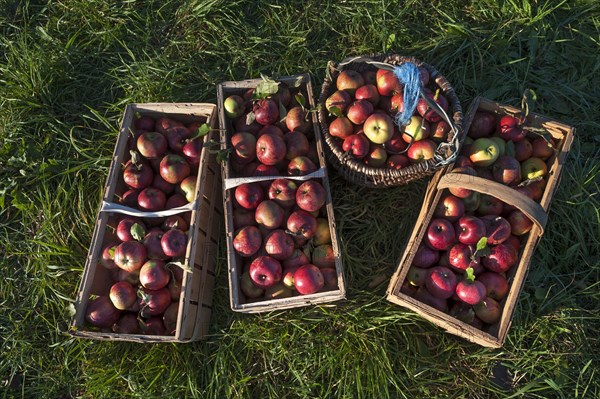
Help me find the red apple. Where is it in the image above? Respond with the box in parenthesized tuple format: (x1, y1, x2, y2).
(364, 144, 388, 167)
(406, 139, 436, 163)
(498, 115, 526, 142)
(376, 69, 402, 96)
(263, 229, 295, 261)
(286, 106, 311, 133)
(329, 116, 354, 139)
(159, 154, 191, 184)
(231, 132, 257, 164)
(233, 225, 262, 257)
(347, 100, 374, 125)
(507, 209, 534, 236)
(85, 296, 121, 328)
(249, 255, 282, 288)
(286, 210, 318, 241)
(284, 131, 309, 160)
(469, 112, 496, 138)
(455, 268, 486, 305)
(139, 259, 170, 290)
(123, 156, 153, 190)
(531, 137, 554, 160)
(143, 229, 168, 260)
(477, 272, 509, 301)
(293, 264, 324, 295)
(161, 228, 188, 258)
(282, 249, 310, 270)
(412, 245, 440, 269)
(336, 70, 365, 94)
(492, 155, 521, 186)
(386, 154, 411, 169)
(312, 244, 335, 269)
(255, 200, 285, 230)
(138, 187, 166, 211)
(343, 134, 370, 159)
(456, 216, 486, 245)
(114, 241, 147, 272)
(448, 166, 477, 198)
(434, 193, 465, 222)
(514, 139, 533, 162)
(256, 133, 286, 166)
(476, 194, 504, 216)
(268, 178, 298, 208)
(155, 117, 183, 135)
(165, 126, 192, 152)
(287, 156, 317, 176)
(233, 207, 258, 229)
(424, 266, 457, 299)
(296, 180, 326, 213)
(137, 132, 167, 159)
(109, 281, 138, 310)
(474, 297, 501, 324)
(135, 115, 155, 131)
(325, 90, 352, 113)
(389, 92, 404, 114)
(177, 175, 197, 203)
(482, 242, 518, 273)
(234, 183, 264, 210)
(235, 115, 261, 135)
(355, 84, 380, 106)
(414, 287, 448, 312)
(320, 268, 338, 290)
(481, 215, 511, 245)
(448, 243, 479, 273)
(417, 91, 448, 123)
(253, 99, 279, 126)
(426, 218, 456, 251)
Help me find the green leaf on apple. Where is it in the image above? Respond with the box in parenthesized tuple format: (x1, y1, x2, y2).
(108, 246, 115, 258)
(130, 150, 142, 168)
(279, 100, 287, 123)
(472, 237, 490, 260)
(295, 93, 306, 109)
(521, 88, 537, 121)
(166, 261, 193, 274)
(254, 76, 280, 99)
(465, 267, 476, 283)
(246, 111, 256, 125)
(131, 223, 145, 241)
(216, 149, 231, 163)
(193, 123, 211, 138)
(476, 237, 488, 252)
(329, 106, 343, 118)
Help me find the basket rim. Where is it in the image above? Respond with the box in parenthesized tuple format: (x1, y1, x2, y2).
(317, 53, 464, 188)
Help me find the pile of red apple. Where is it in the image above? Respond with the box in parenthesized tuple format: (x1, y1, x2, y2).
(116, 113, 208, 211)
(222, 82, 321, 178)
(322, 66, 452, 168)
(401, 108, 558, 329)
(231, 178, 338, 301)
(84, 213, 190, 335)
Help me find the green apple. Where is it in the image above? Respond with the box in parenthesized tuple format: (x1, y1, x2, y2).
(521, 157, 548, 180)
(363, 113, 394, 144)
(489, 136, 506, 156)
(402, 115, 430, 143)
(462, 191, 481, 212)
(469, 138, 500, 167)
(223, 95, 245, 118)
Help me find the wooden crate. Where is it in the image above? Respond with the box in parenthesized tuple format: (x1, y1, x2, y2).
(386, 97, 575, 347)
(216, 74, 346, 312)
(70, 103, 222, 342)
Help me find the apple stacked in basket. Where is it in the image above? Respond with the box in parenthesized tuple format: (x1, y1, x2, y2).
(232, 178, 337, 300)
(85, 214, 190, 335)
(401, 106, 560, 329)
(222, 82, 321, 178)
(456, 110, 555, 202)
(322, 67, 451, 168)
(116, 114, 209, 212)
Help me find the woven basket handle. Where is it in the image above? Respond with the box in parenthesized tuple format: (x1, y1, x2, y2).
(336, 56, 460, 169)
(437, 173, 548, 235)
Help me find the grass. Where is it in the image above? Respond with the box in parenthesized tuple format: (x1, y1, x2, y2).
(1, 0, 599, 397)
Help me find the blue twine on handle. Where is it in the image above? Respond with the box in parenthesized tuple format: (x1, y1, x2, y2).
(392, 62, 422, 127)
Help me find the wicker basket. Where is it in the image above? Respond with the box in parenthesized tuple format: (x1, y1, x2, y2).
(317, 54, 464, 188)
